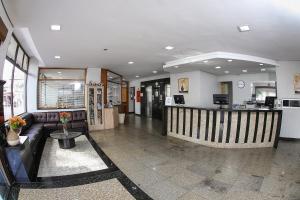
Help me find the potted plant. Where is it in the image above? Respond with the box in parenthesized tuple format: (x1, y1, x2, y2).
(7, 116, 26, 146)
(59, 112, 71, 134)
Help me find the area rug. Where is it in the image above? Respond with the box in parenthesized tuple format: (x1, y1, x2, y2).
(18, 178, 135, 200)
(37, 135, 108, 177)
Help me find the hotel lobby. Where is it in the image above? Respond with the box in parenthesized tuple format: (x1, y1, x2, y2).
(0, 0, 300, 200)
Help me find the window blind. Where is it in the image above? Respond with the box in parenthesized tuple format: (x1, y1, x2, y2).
(38, 80, 85, 109)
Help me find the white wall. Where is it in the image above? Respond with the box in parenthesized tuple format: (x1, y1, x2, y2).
(276, 61, 300, 138)
(170, 70, 218, 107)
(217, 73, 273, 105)
(129, 74, 170, 114)
(0, 5, 13, 79)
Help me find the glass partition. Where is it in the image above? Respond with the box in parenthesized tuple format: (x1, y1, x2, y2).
(107, 71, 121, 105)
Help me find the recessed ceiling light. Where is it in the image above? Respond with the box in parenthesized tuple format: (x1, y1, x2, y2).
(215, 66, 222, 69)
(54, 56, 61, 59)
(165, 46, 174, 50)
(242, 69, 248, 73)
(225, 71, 230, 74)
(57, 71, 62, 74)
(261, 68, 266, 72)
(237, 25, 250, 32)
(227, 59, 233, 62)
(135, 75, 140, 78)
(109, 76, 113, 79)
(259, 63, 264, 66)
(203, 60, 208, 63)
(128, 61, 134, 64)
(152, 70, 158, 74)
(50, 25, 61, 31)
(174, 66, 179, 68)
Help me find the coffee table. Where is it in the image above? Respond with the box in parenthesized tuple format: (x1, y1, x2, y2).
(50, 131, 82, 149)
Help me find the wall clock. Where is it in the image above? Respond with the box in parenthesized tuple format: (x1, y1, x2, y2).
(238, 80, 245, 88)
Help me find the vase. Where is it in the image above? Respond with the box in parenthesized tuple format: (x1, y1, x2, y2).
(7, 128, 21, 146)
(63, 123, 68, 135)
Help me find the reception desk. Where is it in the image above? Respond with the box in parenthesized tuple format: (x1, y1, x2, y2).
(164, 106, 282, 148)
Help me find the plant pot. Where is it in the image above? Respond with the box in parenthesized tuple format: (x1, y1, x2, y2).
(119, 113, 125, 124)
(7, 128, 21, 146)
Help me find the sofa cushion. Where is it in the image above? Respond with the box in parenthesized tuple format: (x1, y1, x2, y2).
(46, 112, 59, 122)
(43, 122, 58, 130)
(33, 112, 47, 123)
(72, 110, 86, 121)
(71, 121, 86, 129)
(22, 124, 43, 140)
(21, 123, 44, 150)
(20, 113, 34, 132)
(57, 123, 72, 130)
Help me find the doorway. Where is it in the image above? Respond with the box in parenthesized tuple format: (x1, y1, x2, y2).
(146, 86, 153, 117)
(220, 81, 233, 107)
(140, 78, 170, 120)
(129, 87, 135, 113)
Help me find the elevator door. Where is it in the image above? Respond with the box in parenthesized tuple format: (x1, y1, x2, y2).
(146, 86, 152, 117)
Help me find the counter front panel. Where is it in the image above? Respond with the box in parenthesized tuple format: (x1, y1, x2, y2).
(165, 106, 282, 148)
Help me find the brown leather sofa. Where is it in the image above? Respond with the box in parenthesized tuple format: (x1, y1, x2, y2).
(20, 110, 88, 153)
(6, 110, 88, 182)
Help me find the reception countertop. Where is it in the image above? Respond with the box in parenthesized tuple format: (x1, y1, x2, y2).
(163, 105, 282, 149)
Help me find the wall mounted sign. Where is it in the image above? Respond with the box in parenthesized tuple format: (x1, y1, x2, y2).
(294, 73, 300, 94)
(178, 78, 189, 93)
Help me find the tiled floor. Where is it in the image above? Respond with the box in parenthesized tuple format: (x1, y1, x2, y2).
(90, 115, 300, 200)
(18, 178, 135, 200)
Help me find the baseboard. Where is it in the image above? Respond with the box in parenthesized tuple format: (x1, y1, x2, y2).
(279, 137, 300, 141)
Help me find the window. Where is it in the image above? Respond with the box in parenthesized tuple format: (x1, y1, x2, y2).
(13, 67, 26, 115)
(2, 60, 13, 120)
(38, 69, 86, 109)
(2, 35, 29, 120)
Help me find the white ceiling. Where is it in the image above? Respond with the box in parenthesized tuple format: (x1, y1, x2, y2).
(4, 0, 300, 79)
(164, 58, 276, 75)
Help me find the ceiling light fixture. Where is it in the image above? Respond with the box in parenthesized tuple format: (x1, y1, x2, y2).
(237, 25, 250, 32)
(128, 61, 134, 64)
(242, 69, 248, 73)
(174, 66, 179, 68)
(165, 46, 174, 50)
(57, 71, 62, 74)
(259, 63, 264, 66)
(203, 60, 208, 63)
(227, 59, 233, 62)
(50, 25, 61, 31)
(215, 66, 222, 69)
(152, 70, 158, 74)
(136, 75, 140, 78)
(225, 71, 230, 74)
(261, 68, 266, 72)
(54, 56, 61, 59)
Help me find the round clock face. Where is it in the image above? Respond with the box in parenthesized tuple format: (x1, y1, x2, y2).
(238, 80, 245, 88)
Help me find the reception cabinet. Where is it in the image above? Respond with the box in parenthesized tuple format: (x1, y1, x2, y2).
(86, 84, 104, 131)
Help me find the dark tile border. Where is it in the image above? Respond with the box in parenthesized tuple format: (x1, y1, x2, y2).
(7, 133, 153, 200)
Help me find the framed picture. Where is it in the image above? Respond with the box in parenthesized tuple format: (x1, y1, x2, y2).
(178, 78, 189, 93)
(294, 74, 300, 94)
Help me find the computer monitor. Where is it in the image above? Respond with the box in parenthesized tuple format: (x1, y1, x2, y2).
(173, 95, 185, 105)
(213, 94, 229, 105)
(265, 96, 276, 108)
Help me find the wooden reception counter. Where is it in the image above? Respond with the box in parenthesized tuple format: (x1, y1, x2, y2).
(164, 106, 282, 148)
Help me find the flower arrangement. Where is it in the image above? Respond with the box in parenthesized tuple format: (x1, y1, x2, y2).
(59, 112, 71, 124)
(8, 116, 26, 131)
